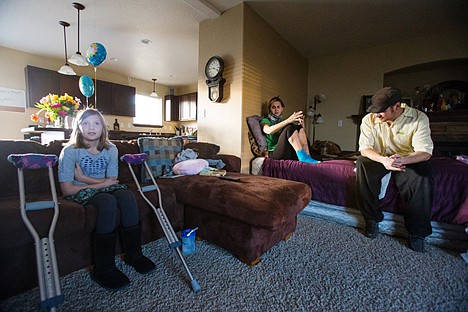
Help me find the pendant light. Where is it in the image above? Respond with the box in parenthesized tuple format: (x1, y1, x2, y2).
(150, 78, 160, 98)
(68, 2, 88, 66)
(58, 21, 76, 75)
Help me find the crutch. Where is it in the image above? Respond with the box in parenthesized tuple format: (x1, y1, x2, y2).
(120, 153, 201, 293)
(7, 153, 63, 311)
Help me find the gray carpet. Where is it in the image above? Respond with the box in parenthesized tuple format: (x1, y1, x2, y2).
(1, 215, 467, 312)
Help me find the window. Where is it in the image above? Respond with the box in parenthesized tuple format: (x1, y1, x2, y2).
(133, 94, 163, 127)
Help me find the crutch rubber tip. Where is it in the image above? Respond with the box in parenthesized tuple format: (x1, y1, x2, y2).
(191, 279, 201, 293)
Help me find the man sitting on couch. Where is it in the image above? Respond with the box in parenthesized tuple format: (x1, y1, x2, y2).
(356, 87, 434, 252)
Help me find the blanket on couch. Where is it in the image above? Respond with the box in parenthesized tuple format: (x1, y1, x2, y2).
(261, 156, 468, 250)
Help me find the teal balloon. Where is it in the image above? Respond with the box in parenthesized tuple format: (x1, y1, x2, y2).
(79, 75, 94, 98)
(85, 42, 107, 67)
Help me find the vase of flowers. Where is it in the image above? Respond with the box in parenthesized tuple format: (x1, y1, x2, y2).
(31, 93, 81, 127)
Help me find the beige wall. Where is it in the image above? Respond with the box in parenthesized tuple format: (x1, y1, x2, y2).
(0, 46, 195, 140)
(198, 4, 244, 160)
(308, 28, 468, 151)
(198, 3, 308, 172)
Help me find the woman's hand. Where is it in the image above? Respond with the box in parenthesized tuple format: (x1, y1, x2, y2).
(286, 111, 304, 125)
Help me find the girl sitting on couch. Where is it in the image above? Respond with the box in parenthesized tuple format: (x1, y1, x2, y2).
(261, 96, 319, 163)
(58, 109, 155, 290)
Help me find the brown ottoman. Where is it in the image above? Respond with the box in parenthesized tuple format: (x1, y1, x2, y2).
(158, 173, 311, 265)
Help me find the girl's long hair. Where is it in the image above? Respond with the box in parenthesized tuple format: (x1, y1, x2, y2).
(68, 109, 110, 151)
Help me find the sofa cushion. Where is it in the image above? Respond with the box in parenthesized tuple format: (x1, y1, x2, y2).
(112, 140, 140, 184)
(246, 115, 267, 157)
(0, 140, 65, 198)
(184, 142, 220, 159)
(137, 137, 184, 181)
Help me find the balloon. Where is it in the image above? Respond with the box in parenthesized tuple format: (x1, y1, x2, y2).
(79, 75, 94, 98)
(85, 42, 107, 67)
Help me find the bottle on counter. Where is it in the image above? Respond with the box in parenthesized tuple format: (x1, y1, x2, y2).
(113, 118, 120, 131)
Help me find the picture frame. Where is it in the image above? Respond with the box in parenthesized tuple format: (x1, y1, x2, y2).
(360, 95, 373, 114)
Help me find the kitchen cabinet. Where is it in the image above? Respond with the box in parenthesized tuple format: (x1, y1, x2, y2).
(111, 83, 135, 116)
(59, 74, 91, 109)
(25, 65, 60, 107)
(164, 95, 179, 121)
(93, 80, 112, 113)
(25, 65, 136, 117)
(179, 92, 197, 121)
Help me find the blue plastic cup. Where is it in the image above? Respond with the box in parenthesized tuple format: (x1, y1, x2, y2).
(181, 228, 196, 255)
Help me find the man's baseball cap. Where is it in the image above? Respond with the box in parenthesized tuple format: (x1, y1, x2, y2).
(368, 87, 402, 113)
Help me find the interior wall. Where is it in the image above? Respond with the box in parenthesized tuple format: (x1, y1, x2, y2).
(0, 46, 179, 140)
(198, 3, 308, 172)
(242, 4, 308, 172)
(383, 59, 468, 98)
(308, 28, 468, 151)
(198, 4, 244, 158)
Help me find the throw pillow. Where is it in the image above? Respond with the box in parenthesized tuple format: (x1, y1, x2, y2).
(246, 115, 267, 157)
(137, 137, 184, 181)
(184, 142, 220, 159)
(173, 159, 209, 175)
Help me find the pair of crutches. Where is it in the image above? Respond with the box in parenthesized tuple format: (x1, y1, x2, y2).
(8, 153, 63, 311)
(120, 153, 201, 293)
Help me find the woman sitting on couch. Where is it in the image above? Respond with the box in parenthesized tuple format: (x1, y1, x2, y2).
(261, 96, 319, 164)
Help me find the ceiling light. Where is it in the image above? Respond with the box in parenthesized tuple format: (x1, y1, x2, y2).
(150, 78, 159, 98)
(68, 2, 88, 66)
(58, 21, 76, 75)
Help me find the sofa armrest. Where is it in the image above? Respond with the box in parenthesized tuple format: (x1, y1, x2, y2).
(216, 154, 241, 172)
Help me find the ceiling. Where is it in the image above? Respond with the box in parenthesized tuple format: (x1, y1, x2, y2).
(1, 0, 467, 87)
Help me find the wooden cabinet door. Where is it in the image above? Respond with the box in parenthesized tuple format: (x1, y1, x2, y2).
(94, 80, 112, 114)
(111, 83, 135, 117)
(25, 66, 60, 107)
(188, 92, 197, 120)
(179, 92, 197, 121)
(164, 95, 179, 121)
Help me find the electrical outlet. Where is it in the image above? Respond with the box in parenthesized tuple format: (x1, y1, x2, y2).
(338, 120, 343, 127)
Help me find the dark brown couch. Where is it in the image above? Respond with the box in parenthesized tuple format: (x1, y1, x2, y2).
(0, 139, 310, 299)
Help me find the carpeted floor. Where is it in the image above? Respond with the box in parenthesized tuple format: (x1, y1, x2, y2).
(1, 215, 467, 312)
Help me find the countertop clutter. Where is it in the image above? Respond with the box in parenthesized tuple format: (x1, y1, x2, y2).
(108, 130, 197, 142)
(21, 127, 197, 143)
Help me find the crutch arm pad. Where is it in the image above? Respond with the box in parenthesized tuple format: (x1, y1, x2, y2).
(7, 153, 58, 169)
(120, 153, 148, 165)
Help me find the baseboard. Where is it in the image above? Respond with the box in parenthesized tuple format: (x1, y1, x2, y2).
(301, 200, 468, 251)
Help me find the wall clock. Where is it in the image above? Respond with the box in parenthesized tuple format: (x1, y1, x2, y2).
(205, 56, 226, 102)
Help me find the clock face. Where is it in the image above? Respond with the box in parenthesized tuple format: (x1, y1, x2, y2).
(205, 56, 224, 80)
